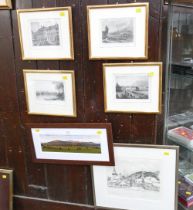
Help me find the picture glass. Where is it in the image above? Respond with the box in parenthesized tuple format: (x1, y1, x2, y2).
(104, 63, 162, 113)
(30, 124, 114, 165)
(115, 73, 149, 100)
(101, 17, 136, 46)
(24, 70, 76, 117)
(0, 0, 6, 4)
(88, 3, 148, 59)
(92, 145, 178, 210)
(30, 19, 61, 47)
(18, 8, 74, 60)
(34, 80, 65, 103)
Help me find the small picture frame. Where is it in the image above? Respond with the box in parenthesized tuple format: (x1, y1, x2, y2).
(103, 62, 162, 113)
(92, 144, 179, 210)
(0, 0, 12, 9)
(0, 169, 13, 210)
(17, 7, 74, 60)
(87, 3, 149, 60)
(23, 70, 77, 117)
(27, 123, 114, 165)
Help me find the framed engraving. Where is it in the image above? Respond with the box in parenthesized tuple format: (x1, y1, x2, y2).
(27, 123, 114, 165)
(87, 3, 149, 59)
(23, 70, 76, 117)
(0, 0, 12, 9)
(103, 62, 162, 113)
(17, 7, 74, 60)
(92, 144, 179, 210)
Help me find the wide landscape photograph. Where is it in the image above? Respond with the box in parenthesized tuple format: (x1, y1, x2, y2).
(39, 133, 101, 154)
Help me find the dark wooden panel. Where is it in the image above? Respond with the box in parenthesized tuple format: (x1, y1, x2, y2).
(0, 9, 27, 195)
(0, 114, 8, 166)
(83, 0, 163, 145)
(46, 165, 93, 204)
(14, 196, 94, 210)
(0, 0, 166, 209)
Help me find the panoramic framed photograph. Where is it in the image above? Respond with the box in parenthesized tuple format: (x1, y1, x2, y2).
(23, 70, 76, 117)
(17, 7, 74, 60)
(0, 0, 12, 9)
(0, 169, 13, 210)
(92, 144, 179, 210)
(103, 62, 162, 113)
(27, 123, 114, 165)
(87, 3, 149, 60)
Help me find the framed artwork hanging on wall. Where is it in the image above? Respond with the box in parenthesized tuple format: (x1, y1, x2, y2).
(87, 3, 149, 60)
(0, 0, 12, 9)
(27, 123, 115, 165)
(23, 69, 77, 117)
(92, 144, 179, 210)
(17, 7, 74, 60)
(103, 62, 162, 113)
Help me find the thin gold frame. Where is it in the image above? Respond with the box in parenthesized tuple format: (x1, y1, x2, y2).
(87, 3, 149, 60)
(0, 169, 13, 210)
(23, 69, 77, 117)
(103, 62, 162, 114)
(17, 7, 74, 60)
(91, 143, 179, 210)
(0, 0, 12, 9)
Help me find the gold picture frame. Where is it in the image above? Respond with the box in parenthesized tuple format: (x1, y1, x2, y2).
(0, 169, 13, 210)
(23, 70, 77, 117)
(87, 3, 149, 60)
(0, 0, 12, 9)
(17, 7, 74, 60)
(103, 62, 162, 114)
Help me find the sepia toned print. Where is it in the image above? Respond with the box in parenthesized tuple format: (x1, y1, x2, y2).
(30, 19, 60, 46)
(101, 17, 135, 45)
(115, 74, 149, 100)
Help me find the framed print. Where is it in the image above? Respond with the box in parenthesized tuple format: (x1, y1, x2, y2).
(23, 70, 76, 117)
(0, 0, 12, 9)
(17, 7, 74, 60)
(92, 144, 179, 210)
(28, 123, 114, 165)
(0, 169, 13, 210)
(87, 3, 149, 60)
(103, 62, 162, 113)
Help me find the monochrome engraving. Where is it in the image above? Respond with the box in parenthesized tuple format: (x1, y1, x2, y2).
(101, 17, 135, 44)
(115, 74, 149, 99)
(107, 168, 160, 192)
(34, 80, 65, 101)
(106, 158, 161, 199)
(30, 19, 60, 46)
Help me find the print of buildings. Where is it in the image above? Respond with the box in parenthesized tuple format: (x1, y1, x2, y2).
(32, 23, 60, 46)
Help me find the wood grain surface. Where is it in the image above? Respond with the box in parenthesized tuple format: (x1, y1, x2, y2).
(0, 0, 166, 209)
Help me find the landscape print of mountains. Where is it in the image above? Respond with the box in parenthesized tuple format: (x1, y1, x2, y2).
(41, 140, 101, 154)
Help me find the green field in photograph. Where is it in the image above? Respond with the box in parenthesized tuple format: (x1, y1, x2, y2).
(41, 145, 101, 154)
